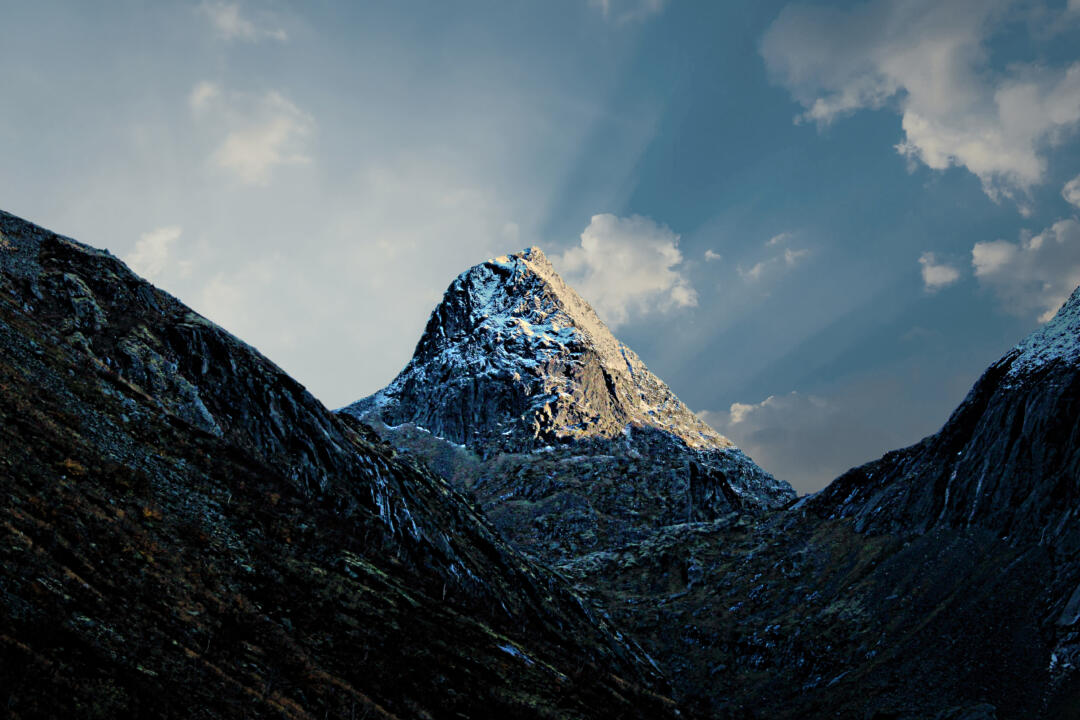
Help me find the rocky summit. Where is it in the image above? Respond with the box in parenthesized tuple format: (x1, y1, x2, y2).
(345, 247, 732, 452)
(342, 248, 794, 559)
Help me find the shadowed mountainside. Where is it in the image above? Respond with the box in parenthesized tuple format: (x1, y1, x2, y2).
(560, 290, 1080, 718)
(0, 209, 684, 720)
(6, 206, 1080, 719)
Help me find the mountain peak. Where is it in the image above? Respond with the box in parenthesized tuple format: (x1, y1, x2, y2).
(347, 247, 735, 453)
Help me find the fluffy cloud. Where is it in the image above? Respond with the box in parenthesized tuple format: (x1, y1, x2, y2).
(1064, 174, 1080, 209)
(972, 218, 1080, 321)
(918, 251, 960, 292)
(553, 214, 696, 328)
(198, 1, 287, 42)
(124, 226, 182, 280)
(191, 84, 315, 186)
(704, 249, 723, 262)
(588, 0, 668, 23)
(761, 0, 1080, 203)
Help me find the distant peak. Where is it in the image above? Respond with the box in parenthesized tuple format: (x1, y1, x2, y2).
(490, 246, 546, 263)
(346, 245, 744, 453)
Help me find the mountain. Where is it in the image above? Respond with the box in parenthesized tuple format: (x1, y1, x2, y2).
(0, 209, 684, 719)
(8, 205, 1080, 719)
(346, 247, 734, 452)
(342, 248, 794, 559)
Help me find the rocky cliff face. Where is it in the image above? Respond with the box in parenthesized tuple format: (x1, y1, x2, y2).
(342, 248, 793, 558)
(0, 210, 682, 719)
(345, 248, 734, 452)
(812, 287, 1080, 549)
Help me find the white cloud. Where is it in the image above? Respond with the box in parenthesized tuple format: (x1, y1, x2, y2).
(918, 251, 960, 291)
(761, 0, 1080, 204)
(704, 249, 723, 262)
(125, 226, 182, 281)
(766, 231, 793, 246)
(588, 0, 668, 23)
(198, 2, 287, 42)
(1064, 174, 1080, 209)
(971, 239, 1016, 277)
(972, 218, 1080, 321)
(191, 85, 315, 186)
(552, 213, 696, 328)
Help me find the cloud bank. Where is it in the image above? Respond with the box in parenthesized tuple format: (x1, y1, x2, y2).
(701, 391, 877, 495)
(761, 0, 1080, 203)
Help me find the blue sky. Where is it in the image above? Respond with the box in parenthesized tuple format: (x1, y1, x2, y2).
(2, 0, 1079, 492)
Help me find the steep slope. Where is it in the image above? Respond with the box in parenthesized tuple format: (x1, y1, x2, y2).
(0, 210, 684, 719)
(346, 247, 731, 452)
(342, 248, 793, 559)
(560, 293, 1080, 718)
(812, 286, 1080, 548)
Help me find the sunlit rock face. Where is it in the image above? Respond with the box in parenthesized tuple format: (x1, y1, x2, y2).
(342, 248, 794, 559)
(347, 247, 734, 451)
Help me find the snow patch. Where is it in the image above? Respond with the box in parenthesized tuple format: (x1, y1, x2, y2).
(1006, 285, 1080, 382)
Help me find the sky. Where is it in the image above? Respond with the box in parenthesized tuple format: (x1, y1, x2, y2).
(2, 0, 1079, 494)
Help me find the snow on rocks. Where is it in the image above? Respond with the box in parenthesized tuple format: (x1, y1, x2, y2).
(345, 247, 734, 452)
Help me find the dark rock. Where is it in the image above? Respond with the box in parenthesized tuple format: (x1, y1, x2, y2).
(0, 209, 684, 720)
